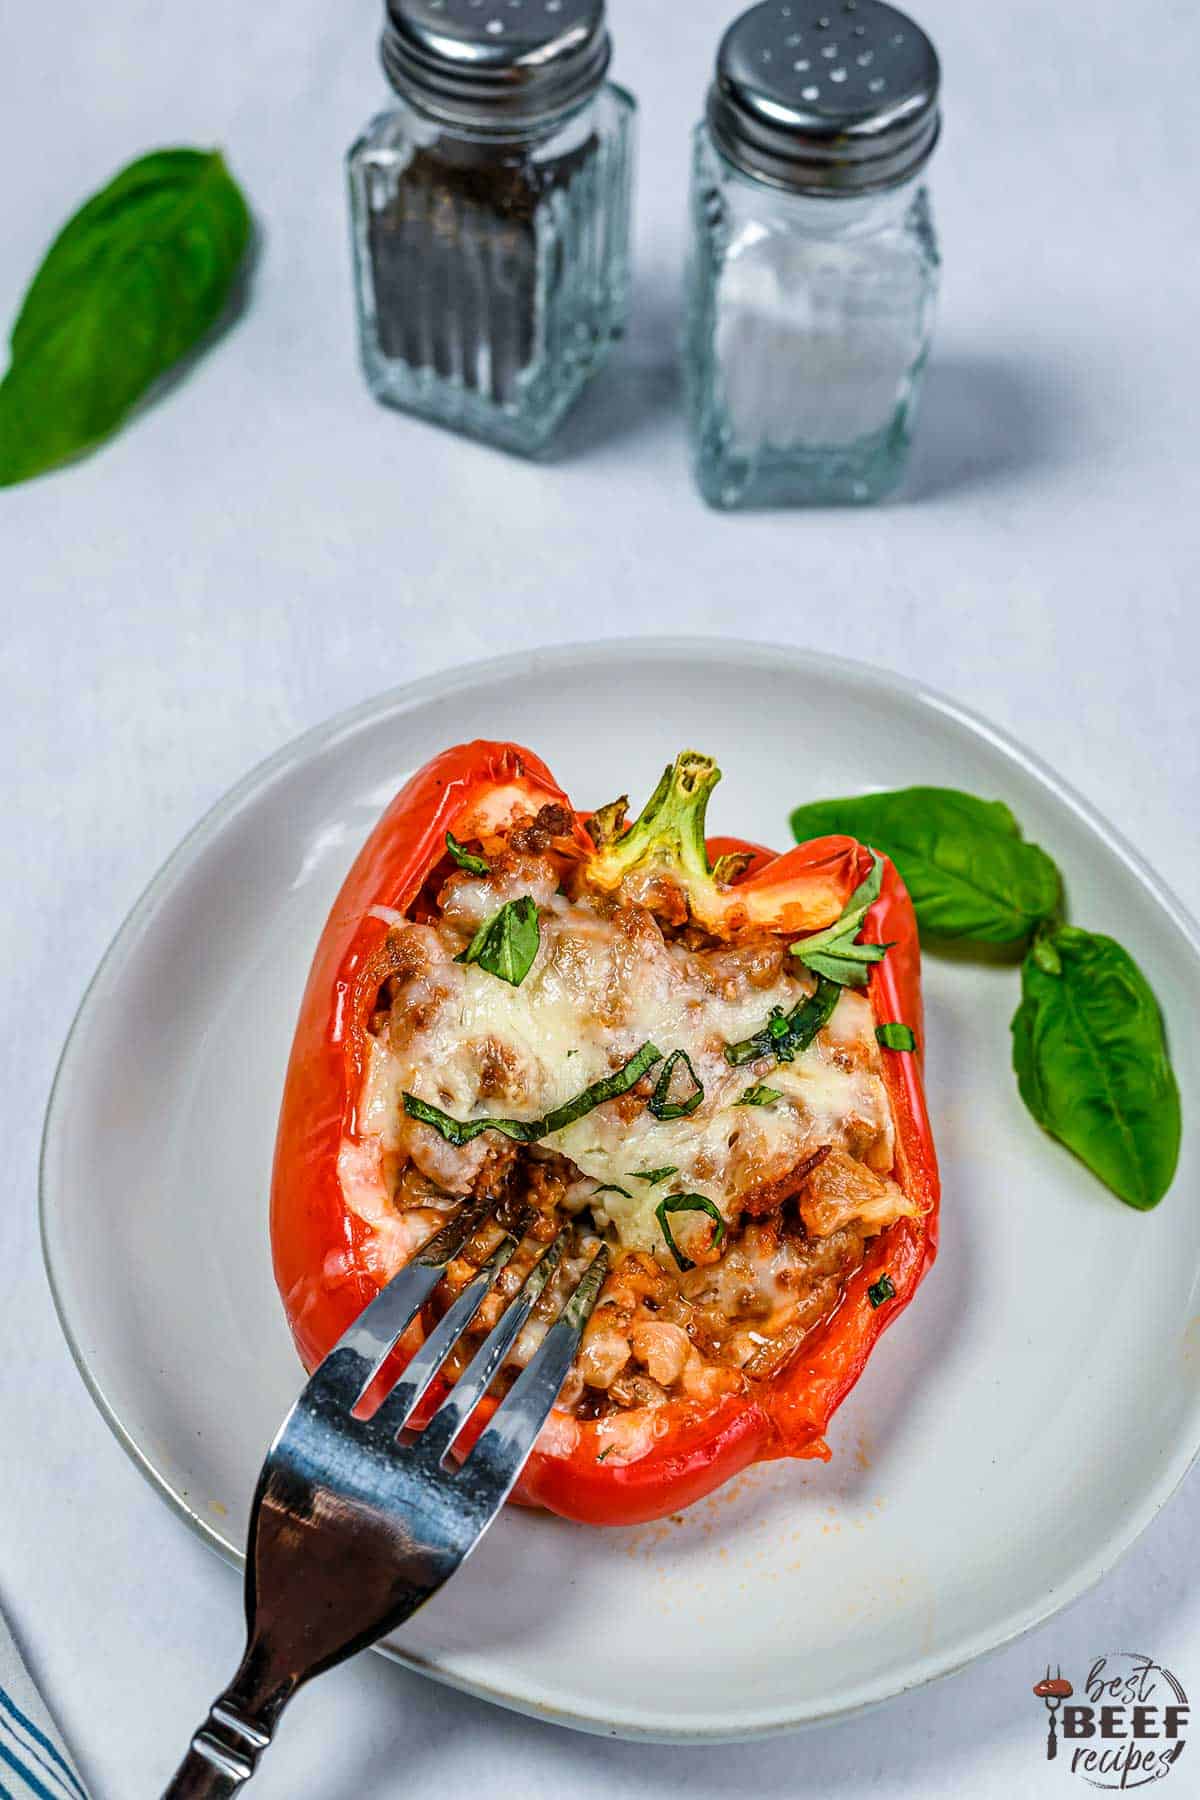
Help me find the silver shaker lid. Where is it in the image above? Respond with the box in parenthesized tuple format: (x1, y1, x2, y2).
(708, 0, 941, 194)
(382, 0, 611, 132)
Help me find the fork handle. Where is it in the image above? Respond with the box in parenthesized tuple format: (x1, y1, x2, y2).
(160, 1695, 275, 1797)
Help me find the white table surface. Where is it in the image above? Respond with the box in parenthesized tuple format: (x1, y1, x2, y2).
(4, 0, 1199, 1793)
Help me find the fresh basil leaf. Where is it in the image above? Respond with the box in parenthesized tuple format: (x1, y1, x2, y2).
(647, 1050, 704, 1120)
(1010, 926, 1181, 1209)
(456, 895, 540, 986)
(542, 1043, 663, 1135)
(0, 149, 251, 487)
(738, 1085, 783, 1106)
(868, 1273, 897, 1308)
(403, 1093, 538, 1146)
(789, 788, 1061, 946)
(791, 855, 886, 988)
(592, 1182, 632, 1200)
(724, 977, 841, 1068)
(655, 1194, 727, 1272)
(445, 831, 489, 876)
(631, 1166, 678, 1184)
(876, 1022, 917, 1052)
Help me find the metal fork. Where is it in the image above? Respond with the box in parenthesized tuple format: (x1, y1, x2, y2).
(161, 1200, 607, 1796)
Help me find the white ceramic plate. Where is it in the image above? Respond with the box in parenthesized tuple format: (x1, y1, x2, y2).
(41, 640, 1200, 1742)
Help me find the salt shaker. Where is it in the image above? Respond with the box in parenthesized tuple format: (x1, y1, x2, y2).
(684, 0, 941, 507)
(347, 0, 636, 456)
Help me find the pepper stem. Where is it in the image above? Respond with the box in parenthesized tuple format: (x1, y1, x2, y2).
(591, 750, 720, 888)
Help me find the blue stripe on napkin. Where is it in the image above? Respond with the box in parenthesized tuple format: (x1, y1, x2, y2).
(0, 1689, 85, 1800)
(0, 1737, 62, 1800)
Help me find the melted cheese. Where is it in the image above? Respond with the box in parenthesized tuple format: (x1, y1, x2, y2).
(352, 896, 895, 1258)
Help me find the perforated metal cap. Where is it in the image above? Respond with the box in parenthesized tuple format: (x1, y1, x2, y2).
(381, 0, 611, 132)
(708, 0, 940, 194)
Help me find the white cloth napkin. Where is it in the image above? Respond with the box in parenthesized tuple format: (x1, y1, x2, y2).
(0, 1609, 88, 1800)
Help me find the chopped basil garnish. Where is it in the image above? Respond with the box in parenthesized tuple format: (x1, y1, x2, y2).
(790, 854, 887, 989)
(596, 1445, 614, 1462)
(647, 1049, 704, 1120)
(402, 1093, 539, 1146)
(655, 1193, 726, 1273)
(868, 1273, 897, 1308)
(445, 830, 489, 876)
(724, 976, 841, 1068)
(542, 1042, 663, 1134)
(738, 1084, 783, 1107)
(631, 1166, 678, 1185)
(592, 1182, 632, 1200)
(456, 895, 540, 987)
(404, 1042, 661, 1149)
(803, 939, 891, 986)
(876, 1022, 917, 1053)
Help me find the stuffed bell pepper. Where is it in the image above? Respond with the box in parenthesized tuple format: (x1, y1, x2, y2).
(271, 742, 939, 1526)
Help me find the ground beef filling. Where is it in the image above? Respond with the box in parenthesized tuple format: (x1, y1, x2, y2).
(363, 834, 911, 1421)
(426, 1152, 870, 1418)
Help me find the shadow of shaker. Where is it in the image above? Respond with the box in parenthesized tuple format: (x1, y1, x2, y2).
(904, 352, 1078, 502)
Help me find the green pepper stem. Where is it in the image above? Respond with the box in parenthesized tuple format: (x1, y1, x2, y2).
(589, 751, 719, 889)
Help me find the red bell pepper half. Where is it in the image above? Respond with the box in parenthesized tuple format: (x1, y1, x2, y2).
(270, 741, 939, 1526)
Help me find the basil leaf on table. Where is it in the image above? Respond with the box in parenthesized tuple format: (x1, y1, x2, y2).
(0, 148, 251, 486)
(456, 896, 541, 986)
(1010, 925, 1181, 1210)
(789, 788, 1061, 946)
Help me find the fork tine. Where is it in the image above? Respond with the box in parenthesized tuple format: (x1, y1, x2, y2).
(367, 1230, 520, 1438)
(313, 1196, 494, 1407)
(455, 1246, 610, 1498)
(413, 1229, 570, 1468)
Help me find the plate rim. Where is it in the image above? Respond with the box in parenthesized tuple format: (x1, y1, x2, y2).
(39, 635, 1200, 1742)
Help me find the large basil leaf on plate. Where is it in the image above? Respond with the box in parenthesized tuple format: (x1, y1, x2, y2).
(1011, 925, 1181, 1209)
(789, 787, 1061, 946)
(0, 149, 250, 486)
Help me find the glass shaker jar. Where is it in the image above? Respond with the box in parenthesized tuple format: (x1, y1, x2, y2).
(684, 0, 941, 507)
(348, 0, 636, 456)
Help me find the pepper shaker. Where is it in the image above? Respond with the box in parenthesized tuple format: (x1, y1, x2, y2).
(684, 0, 942, 507)
(348, 0, 636, 456)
